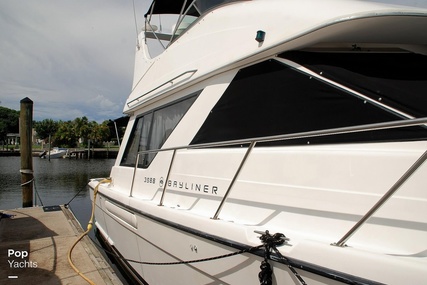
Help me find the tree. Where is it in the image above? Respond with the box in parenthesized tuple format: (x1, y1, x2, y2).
(0, 106, 19, 144)
(73, 116, 90, 146)
(55, 120, 78, 147)
(34, 119, 58, 141)
(88, 120, 110, 147)
(22, 115, 118, 148)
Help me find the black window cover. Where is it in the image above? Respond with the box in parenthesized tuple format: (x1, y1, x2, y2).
(280, 51, 427, 118)
(145, 0, 240, 17)
(145, 0, 199, 17)
(191, 58, 427, 146)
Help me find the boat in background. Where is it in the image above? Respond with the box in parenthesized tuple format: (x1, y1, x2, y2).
(90, 1, 427, 284)
(39, 147, 68, 159)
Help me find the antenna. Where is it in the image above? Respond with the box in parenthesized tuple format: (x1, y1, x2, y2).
(132, 0, 140, 49)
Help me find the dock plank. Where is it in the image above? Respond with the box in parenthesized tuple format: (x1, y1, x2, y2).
(0, 206, 122, 285)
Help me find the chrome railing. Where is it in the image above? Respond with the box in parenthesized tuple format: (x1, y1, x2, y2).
(127, 70, 197, 109)
(133, 117, 427, 242)
(334, 147, 427, 247)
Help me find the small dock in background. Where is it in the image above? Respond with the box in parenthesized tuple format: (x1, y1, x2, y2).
(0, 149, 118, 158)
(64, 149, 118, 159)
(0, 206, 123, 285)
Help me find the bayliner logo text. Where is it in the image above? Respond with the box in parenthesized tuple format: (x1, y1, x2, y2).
(160, 177, 218, 195)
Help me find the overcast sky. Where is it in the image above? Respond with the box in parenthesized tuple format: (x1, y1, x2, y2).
(0, 0, 150, 122)
(1, 0, 426, 123)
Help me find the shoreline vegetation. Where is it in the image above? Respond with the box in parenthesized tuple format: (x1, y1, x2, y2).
(0, 147, 119, 158)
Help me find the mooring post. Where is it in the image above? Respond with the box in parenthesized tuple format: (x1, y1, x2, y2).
(87, 139, 90, 160)
(48, 134, 51, 161)
(20, 97, 34, 207)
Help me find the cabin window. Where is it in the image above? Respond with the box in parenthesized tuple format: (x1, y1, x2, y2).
(279, 51, 427, 118)
(121, 94, 198, 168)
(191, 55, 427, 146)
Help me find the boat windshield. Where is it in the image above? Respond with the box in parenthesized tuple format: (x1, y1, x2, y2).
(143, 0, 244, 54)
(144, 0, 241, 17)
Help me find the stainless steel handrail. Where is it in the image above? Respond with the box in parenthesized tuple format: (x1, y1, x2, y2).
(159, 149, 177, 206)
(129, 153, 140, 197)
(139, 118, 427, 155)
(334, 148, 427, 247)
(134, 117, 427, 220)
(212, 141, 256, 219)
(127, 70, 197, 108)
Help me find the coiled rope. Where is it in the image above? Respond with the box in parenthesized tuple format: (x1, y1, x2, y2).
(19, 169, 44, 206)
(258, 230, 308, 285)
(67, 178, 111, 285)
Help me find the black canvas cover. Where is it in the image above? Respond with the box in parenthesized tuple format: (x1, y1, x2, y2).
(191, 57, 427, 146)
(280, 51, 427, 118)
(145, 0, 239, 17)
(145, 0, 198, 17)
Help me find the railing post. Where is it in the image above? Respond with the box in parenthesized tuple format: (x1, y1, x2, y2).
(159, 149, 177, 206)
(212, 141, 256, 220)
(129, 153, 140, 197)
(334, 148, 427, 247)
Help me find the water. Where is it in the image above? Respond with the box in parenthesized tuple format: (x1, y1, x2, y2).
(0, 157, 114, 224)
(0, 156, 133, 284)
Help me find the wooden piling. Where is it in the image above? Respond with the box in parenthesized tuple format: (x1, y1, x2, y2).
(20, 97, 33, 207)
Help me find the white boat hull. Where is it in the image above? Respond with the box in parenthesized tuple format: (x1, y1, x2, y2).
(40, 148, 68, 159)
(90, 140, 427, 285)
(90, 0, 427, 283)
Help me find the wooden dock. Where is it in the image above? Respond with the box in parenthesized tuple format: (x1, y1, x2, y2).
(0, 206, 123, 285)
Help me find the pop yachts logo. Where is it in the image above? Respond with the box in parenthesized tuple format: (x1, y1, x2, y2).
(159, 177, 218, 195)
(7, 249, 37, 268)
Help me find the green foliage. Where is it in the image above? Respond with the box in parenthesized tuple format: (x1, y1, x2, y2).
(73, 116, 90, 141)
(0, 106, 116, 148)
(0, 106, 19, 142)
(34, 116, 112, 148)
(34, 119, 58, 140)
(88, 120, 111, 147)
(55, 120, 78, 148)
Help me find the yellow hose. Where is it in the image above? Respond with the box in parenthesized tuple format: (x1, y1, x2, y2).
(67, 178, 111, 285)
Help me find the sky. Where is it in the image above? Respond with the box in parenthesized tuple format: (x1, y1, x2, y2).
(0, 0, 150, 122)
(1, 0, 426, 123)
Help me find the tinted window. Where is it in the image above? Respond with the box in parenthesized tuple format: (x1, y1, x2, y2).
(191, 58, 427, 146)
(121, 94, 198, 167)
(280, 51, 427, 118)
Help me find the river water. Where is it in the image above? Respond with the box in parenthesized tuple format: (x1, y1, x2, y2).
(0, 157, 114, 221)
(0, 156, 135, 284)
(0, 156, 134, 284)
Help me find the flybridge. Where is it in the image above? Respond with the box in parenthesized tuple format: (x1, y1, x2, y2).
(143, 0, 243, 46)
(144, 0, 242, 17)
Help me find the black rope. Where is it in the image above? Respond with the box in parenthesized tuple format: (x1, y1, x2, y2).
(65, 182, 89, 206)
(259, 256, 273, 285)
(33, 179, 44, 206)
(87, 233, 263, 265)
(87, 229, 307, 285)
(258, 230, 285, 285)
(270, 246, 308, 285)
(258, 230, 308, 285)
(130, 246, 263, 265)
